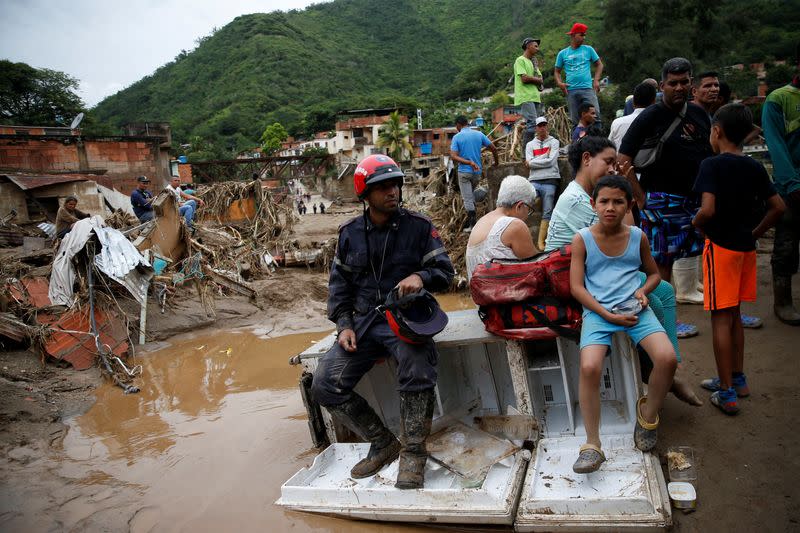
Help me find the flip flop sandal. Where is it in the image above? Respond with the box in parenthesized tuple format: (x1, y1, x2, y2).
(572, 443, 606, 474)
(634, 396, 659, 452)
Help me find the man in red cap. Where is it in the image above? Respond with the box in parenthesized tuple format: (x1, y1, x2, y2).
(554, 22, 605, 130)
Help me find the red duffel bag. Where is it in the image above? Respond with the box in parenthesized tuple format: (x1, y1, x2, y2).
(470, 246, 581, 341)
(469, 246, 574, 305)
(479, 297, 582, 341)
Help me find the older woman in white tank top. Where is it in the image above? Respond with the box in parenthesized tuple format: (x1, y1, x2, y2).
(466, 175, 540, 281)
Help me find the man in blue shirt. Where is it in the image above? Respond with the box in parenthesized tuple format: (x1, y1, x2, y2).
(450, 116, 499, 232)
(554, 22, 605, 129)
(130, 175, 155, 222)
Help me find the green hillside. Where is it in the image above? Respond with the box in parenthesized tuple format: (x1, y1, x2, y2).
(92, 0, 800, 153)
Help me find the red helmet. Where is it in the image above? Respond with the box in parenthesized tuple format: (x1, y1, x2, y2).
(353, 154, 404, 199)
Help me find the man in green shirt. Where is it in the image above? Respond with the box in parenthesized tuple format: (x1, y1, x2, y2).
(515, 37, 544, 149)
(762, 47, 800, 325)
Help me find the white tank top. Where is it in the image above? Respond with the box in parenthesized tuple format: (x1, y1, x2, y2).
(466, 216, 518, 281)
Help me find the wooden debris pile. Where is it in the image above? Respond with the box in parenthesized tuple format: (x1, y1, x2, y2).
(190, 180, 298, 279)
(487, 105, 571, 164)
(410, 170, 490, 290)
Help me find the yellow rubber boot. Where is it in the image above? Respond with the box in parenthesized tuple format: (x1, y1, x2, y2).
(537, 220, 549, 251)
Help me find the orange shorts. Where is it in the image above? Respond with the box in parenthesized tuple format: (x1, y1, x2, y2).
(703, 239, 757, 311)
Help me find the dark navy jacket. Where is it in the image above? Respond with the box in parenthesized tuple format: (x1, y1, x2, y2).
(328, 208, 454, 337)
(131, 189, 154, 219)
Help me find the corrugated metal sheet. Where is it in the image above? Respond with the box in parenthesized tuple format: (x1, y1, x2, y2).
(1, 173, 89, 190)
(39, 307, 129, 371)
(7, 277, 52, 308)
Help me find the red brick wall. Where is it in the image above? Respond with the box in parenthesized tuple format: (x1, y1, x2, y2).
(177, 163, 192, 184)
(0, 137, 170, 193)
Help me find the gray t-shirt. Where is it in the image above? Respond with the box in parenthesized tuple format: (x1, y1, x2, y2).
(544, 180, 596, 251)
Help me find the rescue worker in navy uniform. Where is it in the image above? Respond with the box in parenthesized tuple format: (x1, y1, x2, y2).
(311, 154, 454, 489)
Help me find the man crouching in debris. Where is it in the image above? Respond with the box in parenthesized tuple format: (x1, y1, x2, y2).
(311, 154, 454, 489)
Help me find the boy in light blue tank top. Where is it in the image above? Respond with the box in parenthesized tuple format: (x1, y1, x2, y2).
(569, 176, 677, 474)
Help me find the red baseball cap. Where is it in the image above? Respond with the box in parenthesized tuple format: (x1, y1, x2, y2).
(567, 23, 588, 35)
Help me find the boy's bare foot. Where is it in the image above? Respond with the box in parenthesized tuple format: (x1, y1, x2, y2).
(671, 376, 703, 406)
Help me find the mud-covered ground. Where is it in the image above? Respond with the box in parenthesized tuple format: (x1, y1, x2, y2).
(0, 221, 798, 531)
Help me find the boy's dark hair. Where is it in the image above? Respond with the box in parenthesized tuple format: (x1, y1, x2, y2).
(455, 115, 469, 126)
(712, 103, 754, 146)
(568, 136, 616, 174)
(661, 57, 692, 81)
(592, 175, 633, 202)
(633, 82, 657, 107)
(578, 102, 595, 116)
(693, 71, 719, 87)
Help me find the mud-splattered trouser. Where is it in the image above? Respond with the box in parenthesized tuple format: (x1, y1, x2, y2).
(771, 196, 800, 278)
(457, 172, 488, 212)
(311, 320, 438, 407)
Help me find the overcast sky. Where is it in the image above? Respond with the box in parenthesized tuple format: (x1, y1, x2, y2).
(0, 0, 324, 107)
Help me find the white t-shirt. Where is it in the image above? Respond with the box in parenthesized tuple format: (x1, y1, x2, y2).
(166, 184, 183, 204)
(608, 107, 644, 150)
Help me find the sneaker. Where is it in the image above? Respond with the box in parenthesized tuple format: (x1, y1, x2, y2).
(710, 387, 739, 415)
(701, 374, 750, 397)
(676, 321, 699, 339)
(740, 314, 763, 329)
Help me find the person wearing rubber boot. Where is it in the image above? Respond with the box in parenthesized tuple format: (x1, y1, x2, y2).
(762, 45, 800, 326)
(569, 176, 677, 473)
(311, 154, 455, 489)
(525, 116, 561, 250)
(618, 57, 713, 338)
(450, 116, 499, 233)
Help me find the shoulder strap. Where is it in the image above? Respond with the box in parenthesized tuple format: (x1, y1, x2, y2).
(660, 102, 687, 143)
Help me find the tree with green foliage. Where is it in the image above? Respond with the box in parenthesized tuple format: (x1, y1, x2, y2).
(490, 90, 511, 107)
(0, 60, 85, 126)
(89, 0, 799, 148)
(260, 122, 288, 155)
(377, 111, 412, 161)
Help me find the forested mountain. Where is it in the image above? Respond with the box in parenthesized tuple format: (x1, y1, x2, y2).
(92, 0, 800, 153)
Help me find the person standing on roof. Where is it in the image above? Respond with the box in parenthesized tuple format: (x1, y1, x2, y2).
(311, 154, 454, 490)
(131, 176, 155, 222)
(554, 22, 604, 129)
(55, 196, 89, 238)
(450, 116, 499, 233)
(515, 37, 545, 149)
(762, 45, 800, 326)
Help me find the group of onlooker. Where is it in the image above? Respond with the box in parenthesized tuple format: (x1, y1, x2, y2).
(460, 36, 800, 474)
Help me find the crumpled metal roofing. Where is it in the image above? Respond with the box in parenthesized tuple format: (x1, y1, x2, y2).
(0, 173, 89, 190)
(38, 308, 129, 371)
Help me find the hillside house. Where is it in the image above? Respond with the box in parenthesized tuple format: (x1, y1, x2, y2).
(411, 127, 457, 157)
(329, 108, 408, 163)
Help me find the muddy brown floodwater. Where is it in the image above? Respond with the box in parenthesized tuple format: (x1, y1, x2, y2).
(4, 294, 477, 532)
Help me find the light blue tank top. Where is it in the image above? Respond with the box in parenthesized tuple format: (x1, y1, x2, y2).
(579, 226, 643, 312)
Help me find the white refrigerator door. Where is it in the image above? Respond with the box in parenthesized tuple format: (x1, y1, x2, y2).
(513, 435, 671, 531)
(276, 443, 529, 525)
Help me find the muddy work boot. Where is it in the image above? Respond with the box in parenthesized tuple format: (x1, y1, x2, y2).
(773, 276, 800, 326)
(326, 393, 400, 479)
(395, 389, 436, 490)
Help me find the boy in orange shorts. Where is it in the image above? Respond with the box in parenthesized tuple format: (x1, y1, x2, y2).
(692, 103, 785, 414)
